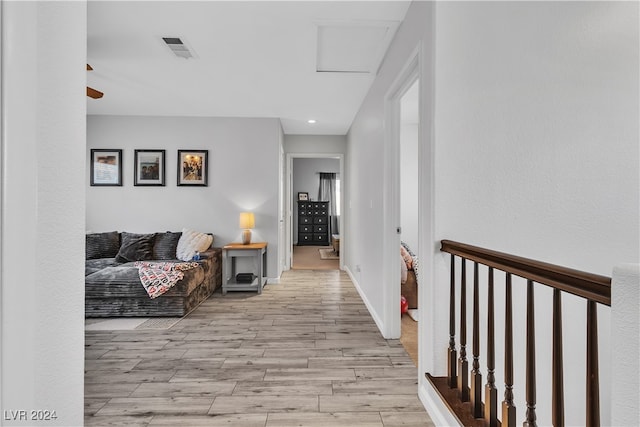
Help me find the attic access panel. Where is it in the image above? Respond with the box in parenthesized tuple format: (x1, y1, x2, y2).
(316, 22, 398, 74)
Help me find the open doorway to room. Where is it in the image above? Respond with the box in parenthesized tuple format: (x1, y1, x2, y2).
(285, 154, 344, 271)
(381, 49, 422, 360)
(399, 78, 419, 365)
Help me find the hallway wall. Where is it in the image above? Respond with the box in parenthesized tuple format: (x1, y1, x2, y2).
(1, 2, 86, 425)
(346, 1, 638, 425)
(432, 5, 638, 423)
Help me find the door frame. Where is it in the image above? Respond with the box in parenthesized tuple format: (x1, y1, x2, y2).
(382, 44, 422, 339)
(283, 152, 344, 271)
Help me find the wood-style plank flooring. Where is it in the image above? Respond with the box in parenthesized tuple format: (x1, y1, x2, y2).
(85, 270, 434, 427)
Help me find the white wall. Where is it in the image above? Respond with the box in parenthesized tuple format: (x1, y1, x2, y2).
(87, 115, 282, 278)
(346, 0, 433, 339)
(1, 2, 86, 425)
(284, 134, 346, 154)
(292, 157, 340, 242)
(433, 4, 638, 423)
(347, 1, 638, 425)
(293, 158, 340, 202)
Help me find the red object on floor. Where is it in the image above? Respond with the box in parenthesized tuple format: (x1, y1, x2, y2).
(401, 295, 408, 314)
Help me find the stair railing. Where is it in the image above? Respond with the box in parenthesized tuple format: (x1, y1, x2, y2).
(428, 240, 611, 427)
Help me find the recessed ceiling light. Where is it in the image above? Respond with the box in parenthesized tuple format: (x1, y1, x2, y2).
(307, 119, 317, 124)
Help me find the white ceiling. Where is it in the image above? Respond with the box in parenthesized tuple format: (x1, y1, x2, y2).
(87, 1, 411, 135)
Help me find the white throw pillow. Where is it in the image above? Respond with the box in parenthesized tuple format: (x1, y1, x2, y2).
(400, 254, 408, 284)
(176, 228, 213, 261)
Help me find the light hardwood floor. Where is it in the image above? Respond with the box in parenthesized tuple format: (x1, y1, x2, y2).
(85, 269, 434, 427)
(292, 245, 340, 270)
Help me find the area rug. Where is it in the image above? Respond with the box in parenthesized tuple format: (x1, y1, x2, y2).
(135, 317, 183, 329)
(318, 248, 339, 260)
(84, 316, 182, 331)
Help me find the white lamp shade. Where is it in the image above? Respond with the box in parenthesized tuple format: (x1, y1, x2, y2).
(239, 212, 255, 229)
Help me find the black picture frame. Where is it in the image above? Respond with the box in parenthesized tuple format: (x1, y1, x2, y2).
(134, 150, 165, 186)
(177, 150, 208, 186)
(298, 192, 309, 201)
(90, 149, 122, 186)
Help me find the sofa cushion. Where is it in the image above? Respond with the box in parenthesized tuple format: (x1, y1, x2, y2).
(176, 228, 213, 261)
(116, 232, 156, 263)
(85, 263, 205, 298)
(86, 231, 120, 260)
(153, 231, 182, 260)
(85, 258, 120, 276)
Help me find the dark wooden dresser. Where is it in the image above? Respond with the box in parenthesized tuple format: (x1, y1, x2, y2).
(297, 201, 330, 245)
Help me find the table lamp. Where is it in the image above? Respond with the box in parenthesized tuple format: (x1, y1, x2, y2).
(239, 212, 255, 245)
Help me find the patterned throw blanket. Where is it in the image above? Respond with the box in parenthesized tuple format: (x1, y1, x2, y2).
(134, 261, 200, 299)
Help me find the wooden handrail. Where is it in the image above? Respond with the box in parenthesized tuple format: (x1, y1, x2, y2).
(433, 240, 612, 427)
(440, 240, 611, 306)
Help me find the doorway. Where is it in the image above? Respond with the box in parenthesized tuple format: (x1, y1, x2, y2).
(381, 47, 426, 364)
(284, 153, 344, 272)
(399, 78, 420, 365)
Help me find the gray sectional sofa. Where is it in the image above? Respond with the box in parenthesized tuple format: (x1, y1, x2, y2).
(85, 231, 221, 317)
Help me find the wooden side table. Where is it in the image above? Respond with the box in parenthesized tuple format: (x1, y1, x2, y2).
(222, 242, 267, 294)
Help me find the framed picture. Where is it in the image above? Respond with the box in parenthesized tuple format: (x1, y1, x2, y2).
(177, 150, 208, 186)
(134, 150, 165, 186)
(298, 192, 309, 201)
(90, 149, 122, 186)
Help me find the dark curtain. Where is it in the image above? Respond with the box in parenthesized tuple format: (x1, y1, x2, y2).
(318, 172, 339, 235)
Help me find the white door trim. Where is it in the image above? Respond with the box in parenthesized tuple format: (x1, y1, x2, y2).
(283, 152, 344, 271)
(382, 44, 421, 339)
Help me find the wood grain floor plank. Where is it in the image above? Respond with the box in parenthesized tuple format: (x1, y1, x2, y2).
(85, 415, 153, 426)
(319, 394, 424, 413)
(222, 357, 308, 369)
(130, 381, 236, 397)
(95, 397, 214, 416)
(148, 413, 268, 426)
(233, 380, 332, 396)
(209, 395, 318, 414)
(169, 368, 266, 383)
(85, 358, 141, 371)
(85, 382, 140, 398)
(263, 368, 356, 382)
(332, 379, 419, 395)
(266, 411, 384, 427)
(308, 356, 392, 369)
(380, 411, 437, 426)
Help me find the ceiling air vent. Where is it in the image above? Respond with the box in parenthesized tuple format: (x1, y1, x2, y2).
(162, 37, 195, 59)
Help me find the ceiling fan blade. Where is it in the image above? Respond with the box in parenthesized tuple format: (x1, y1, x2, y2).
(87, 86, 103, 99)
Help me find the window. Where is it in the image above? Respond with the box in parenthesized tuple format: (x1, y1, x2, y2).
(335, 178, 341, 215)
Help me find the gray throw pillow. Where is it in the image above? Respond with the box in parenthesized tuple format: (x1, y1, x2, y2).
(153, 232, 182, 260)
(86, 231, 120, 259)
(115, 232, 156, 263)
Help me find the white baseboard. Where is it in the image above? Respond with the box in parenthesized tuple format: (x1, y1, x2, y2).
(418, 380, 462, 427)
(344, 266, 385, 336)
